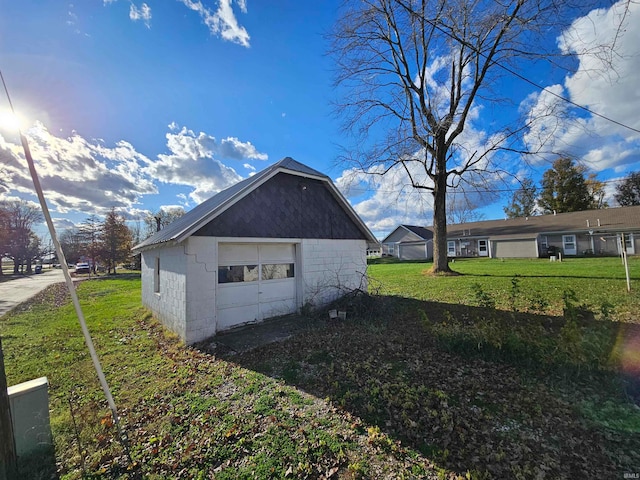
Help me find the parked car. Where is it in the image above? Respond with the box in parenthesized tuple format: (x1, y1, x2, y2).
(34, 265, 43, 274)
(75, 263, 91, 274)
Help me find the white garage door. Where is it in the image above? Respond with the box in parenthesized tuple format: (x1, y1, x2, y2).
(217, 243, 297, 330)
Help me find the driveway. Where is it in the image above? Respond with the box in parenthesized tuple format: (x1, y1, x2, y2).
(0, 269, 67, 318)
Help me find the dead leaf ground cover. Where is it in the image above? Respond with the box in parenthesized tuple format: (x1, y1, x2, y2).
(1, 259, 639, 479)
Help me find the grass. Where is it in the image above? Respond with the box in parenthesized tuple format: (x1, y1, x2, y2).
(368, 256, 640, 321)
(1, 259, 639, 478)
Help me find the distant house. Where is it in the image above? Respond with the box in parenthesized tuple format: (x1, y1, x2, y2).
(133, 157, 378, 344)
(383, 206, 640, 260)
(381, 225, 433, 260)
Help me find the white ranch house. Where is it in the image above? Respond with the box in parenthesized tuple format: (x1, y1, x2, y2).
(133, 158, 378, 344)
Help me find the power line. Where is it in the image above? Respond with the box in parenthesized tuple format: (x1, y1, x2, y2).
(341, 176, 627, 195)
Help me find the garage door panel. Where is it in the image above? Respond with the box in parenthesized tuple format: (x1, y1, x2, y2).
(259, 244, 295, 262)
(217, 304, 260, 330)
(260, 298, 298, 319)
(218, 283, 260, 308)
(218, 244, 258, 264)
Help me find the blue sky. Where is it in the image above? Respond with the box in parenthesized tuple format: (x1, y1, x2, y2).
(1, 0, 639, 240)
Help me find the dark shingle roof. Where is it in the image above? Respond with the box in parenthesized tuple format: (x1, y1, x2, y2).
(134, 157, 376, 251)
(402, 225, 434, 240)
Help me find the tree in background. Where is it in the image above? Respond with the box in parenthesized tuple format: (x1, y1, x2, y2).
(0, 208, 8, 276)
(144, 207, 185, 238)
(447, 193, 486, 224)
(538, 158, 591, 214)
(614, 172, 640, 206)
(79, 214, 102, 273)
(504, 178, 538, 218)
(329, 0, 624, 273)
(101, 208, 132, 275)
(585, 173, 608, 210)
(59, 228, 85, 265)
(0, 200, 44, 273)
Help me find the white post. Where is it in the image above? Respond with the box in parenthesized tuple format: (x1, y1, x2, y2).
(623, 251, 631, 292)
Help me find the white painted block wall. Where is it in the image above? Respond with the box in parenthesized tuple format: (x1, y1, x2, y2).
(301, 239, 368, 307)
(184, 237, 218, 344)
(141, 245, 188, 340)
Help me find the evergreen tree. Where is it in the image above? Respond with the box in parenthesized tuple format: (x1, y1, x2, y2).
(101, 209, 132, 274)
(538, 158, 591, 214)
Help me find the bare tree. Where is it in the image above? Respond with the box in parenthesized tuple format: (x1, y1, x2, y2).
(504, 178, 538, 218)
(143, 207, 186, 238)
(330, 0, 624, 273)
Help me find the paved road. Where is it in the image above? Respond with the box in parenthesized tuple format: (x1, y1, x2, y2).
(0, 269, 68, 318)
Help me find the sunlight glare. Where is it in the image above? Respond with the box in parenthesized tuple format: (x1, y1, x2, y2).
(0, 109, 25, 132)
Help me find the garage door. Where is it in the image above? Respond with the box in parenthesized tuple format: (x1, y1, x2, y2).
(217, 243, 297, 330)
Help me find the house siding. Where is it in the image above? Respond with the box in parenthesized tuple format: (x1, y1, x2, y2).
(301, 239, 367, 307)
(141, 245, 188, 341)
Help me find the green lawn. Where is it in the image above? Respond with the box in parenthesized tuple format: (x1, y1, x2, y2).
(1, 261, 639, 479)
(368, 256, 640, 321)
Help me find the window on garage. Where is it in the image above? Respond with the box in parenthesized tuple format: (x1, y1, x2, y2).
(154, 257, 160, 293)
(262, 263, 294, 280)
(218, 265, 258, 283)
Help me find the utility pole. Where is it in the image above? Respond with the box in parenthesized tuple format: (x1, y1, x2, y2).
(0, 337, 18, 480)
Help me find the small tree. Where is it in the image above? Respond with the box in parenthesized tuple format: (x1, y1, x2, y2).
(614, 172, 640, 206)
(101, 209, 132, 275)
(538, 158, 591, 214)
(79, 214, 102, 273)
(504, 178, 538, 218)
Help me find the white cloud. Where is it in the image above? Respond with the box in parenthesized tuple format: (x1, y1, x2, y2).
(179, 0, 250, 47)
(523, 0, 640, 171)
(0, 122, 157, 216)
(129, 3, 152, 27)
(146, 125, 267, 203)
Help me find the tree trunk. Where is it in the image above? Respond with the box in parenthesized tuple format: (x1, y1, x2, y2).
(430, 140, 452, 274)
(431, 175, 451, 273)
(0, 337, 18, 480)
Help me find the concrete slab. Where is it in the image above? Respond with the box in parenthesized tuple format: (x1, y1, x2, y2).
(202, 314, 322, 355)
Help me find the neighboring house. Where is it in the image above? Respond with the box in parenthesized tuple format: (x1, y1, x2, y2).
(383, 206, 640, 260)
(380, 225, 433, 260)
(133, 157, 378, 344)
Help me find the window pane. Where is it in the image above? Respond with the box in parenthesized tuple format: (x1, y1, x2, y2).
(261, 263, 295, 280)
(218, 265, 258, 283)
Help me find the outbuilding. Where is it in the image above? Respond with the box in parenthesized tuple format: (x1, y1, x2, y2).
(133, 157, 378, 344)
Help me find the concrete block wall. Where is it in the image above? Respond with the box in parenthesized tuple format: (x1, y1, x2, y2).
(141, 245, 188, 340)
(184, 237, 218, 343)
(301, 239, 368, 307)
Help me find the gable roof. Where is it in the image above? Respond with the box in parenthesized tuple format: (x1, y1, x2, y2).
(134, 157, 377, 251)
(381, 224, 434, 244)
(446, 206, 640, 239)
